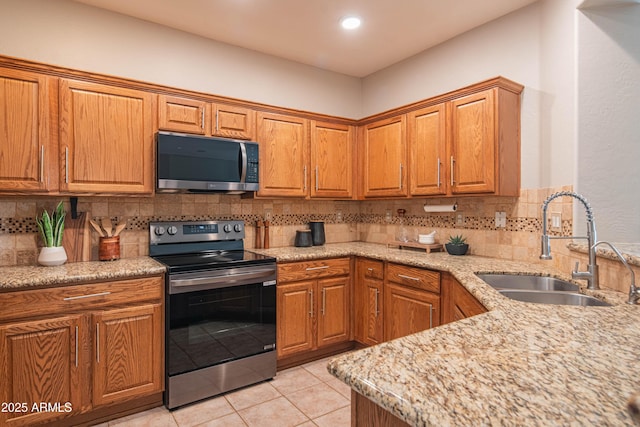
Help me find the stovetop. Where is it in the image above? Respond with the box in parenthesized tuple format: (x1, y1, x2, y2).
(153, 249, 275, 274)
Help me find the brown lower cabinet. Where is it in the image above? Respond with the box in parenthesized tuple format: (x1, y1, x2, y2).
(0, 276, 164, 426)
(354, 258, 384, 346)
(441, 272, 488, 323)
(276, 258, 351, 360)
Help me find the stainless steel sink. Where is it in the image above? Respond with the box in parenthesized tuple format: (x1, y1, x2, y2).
(498, 289, 612, 307)
(477, 274, 579, 292)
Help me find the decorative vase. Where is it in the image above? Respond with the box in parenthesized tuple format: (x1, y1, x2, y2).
(38, 246, 68, 266)
(445, 243, 469, 256)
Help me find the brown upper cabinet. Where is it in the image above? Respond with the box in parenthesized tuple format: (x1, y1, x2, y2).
(257, 112, 308, 197)
(409, 83, 522, 198)
(310, 121, 355, 199)
(158, 94, 255, 140)
(59, 79, 155, 194)
(361, 115, 408, 198)
(0, 68, 57, 193)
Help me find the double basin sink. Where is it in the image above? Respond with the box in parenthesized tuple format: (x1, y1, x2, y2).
(477, 274, 611, 307)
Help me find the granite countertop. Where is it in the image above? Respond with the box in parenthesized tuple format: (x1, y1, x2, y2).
(0, 257, 166, 292)
(257, 242, 640, 426)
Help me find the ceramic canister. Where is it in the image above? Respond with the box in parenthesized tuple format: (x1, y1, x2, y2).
(309, 221, 325, 246)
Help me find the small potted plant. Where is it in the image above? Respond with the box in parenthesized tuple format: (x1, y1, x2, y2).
(35, 201, 67, 266)
(445, 234, 469, 256)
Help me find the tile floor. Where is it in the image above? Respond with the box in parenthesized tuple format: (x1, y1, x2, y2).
(101, 356, 351, 427)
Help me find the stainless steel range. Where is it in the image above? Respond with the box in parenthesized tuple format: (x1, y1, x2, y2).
(149, 220, 276, 409)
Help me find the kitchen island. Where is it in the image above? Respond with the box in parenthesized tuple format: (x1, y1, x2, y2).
(257, 242, 640, 426)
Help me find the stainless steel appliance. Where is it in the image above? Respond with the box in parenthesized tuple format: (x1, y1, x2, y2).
(149, 220, 276, 409)
(156, 131, 259, 194)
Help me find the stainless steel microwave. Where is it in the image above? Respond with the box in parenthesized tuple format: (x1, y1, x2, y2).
(156, 131, 259, 194)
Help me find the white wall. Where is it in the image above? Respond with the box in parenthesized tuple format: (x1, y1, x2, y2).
(576, 3, 640, 241)
(0, 0, 363, 119)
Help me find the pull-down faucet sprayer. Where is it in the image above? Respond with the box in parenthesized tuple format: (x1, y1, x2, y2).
(540, 191, 599, 290)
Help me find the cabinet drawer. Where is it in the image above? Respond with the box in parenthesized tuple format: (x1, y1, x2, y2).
(278, 258, 350, 282)
(360, 259, 384, 280)
(385, 263, 440, 293)
(0, 276, 163, 322)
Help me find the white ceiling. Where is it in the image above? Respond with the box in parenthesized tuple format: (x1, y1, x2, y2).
(73, 0, 539, 77)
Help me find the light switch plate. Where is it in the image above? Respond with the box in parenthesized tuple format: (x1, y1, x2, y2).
(456, 212, 465, 226)
(495, 211, 507, 228)
(551, 212, 562, 231)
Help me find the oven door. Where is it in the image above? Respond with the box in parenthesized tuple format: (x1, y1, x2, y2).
(167, 264, 276, 377)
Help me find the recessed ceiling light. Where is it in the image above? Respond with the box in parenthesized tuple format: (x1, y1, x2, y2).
(340, 16, 361, 30)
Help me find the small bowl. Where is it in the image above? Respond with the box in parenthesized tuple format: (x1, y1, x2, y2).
(418, 235, 435, 245)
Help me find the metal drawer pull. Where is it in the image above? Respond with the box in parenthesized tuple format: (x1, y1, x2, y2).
(306, 265, 330, 271)
(75, 326, 79, 368)
(398, 274, 421, 282)
(374, 289, 380, 317)
(429, 305, 433, 329)
(367, 268, 374, 272)
(309, 290, 314, 317)
(322, 288, 326, 316)
(63, 291, 111, 301)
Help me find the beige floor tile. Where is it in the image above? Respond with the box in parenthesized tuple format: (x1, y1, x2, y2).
(195, 412, 248, 427)
(325, 375, 352, 399)
(225, 381, 282, 411)
(312, 406, 351, 427)
(238, 396, 309, 427)
(302, 358, 336, 383)
(295, 421, 318, 427)
(271, 367, 323, 395)
(286, 382, 349, 419)
(108, 407, 178, 427)
(171, 396, 235, 427)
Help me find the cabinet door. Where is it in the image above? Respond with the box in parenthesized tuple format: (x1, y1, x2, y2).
(257, 112, 308, 197)
(310, 121, 354, 199)
(59, 79, 155, 194)
(450, 89, 495, 194)
(92, 303, 163, 407)
(213, 104, 255, 140)
(0, 68, 56, 192)
(384, 283, 440, 341)
(0, 315, 84, 426)
(354, 259, 384, 346)
(441, 273, 487, 324)
(362, 116, 407, 198)
(276, 280, 314, 358)
(408, 104, 447, 196)
(158, 95, 208, 134)
(317, 276, 350, 348)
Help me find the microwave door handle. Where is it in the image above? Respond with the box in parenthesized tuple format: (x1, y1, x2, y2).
(239, 142, 247, 183)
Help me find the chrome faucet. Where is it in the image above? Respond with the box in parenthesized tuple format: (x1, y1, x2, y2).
(591, 241, 638, 305)
(540, 191, 599, 290)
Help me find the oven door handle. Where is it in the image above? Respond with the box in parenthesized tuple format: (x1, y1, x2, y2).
(169, 267, 276, 294)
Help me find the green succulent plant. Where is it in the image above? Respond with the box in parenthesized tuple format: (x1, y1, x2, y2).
(447, 234, 467, 245)
(36, 201, 66, 247)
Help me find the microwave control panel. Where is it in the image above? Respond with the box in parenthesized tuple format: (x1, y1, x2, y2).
(245, 143, 259, 184)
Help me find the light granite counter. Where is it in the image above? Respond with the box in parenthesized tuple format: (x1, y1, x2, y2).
(0, 257, 166, 292)
(257, 242, 640, 426)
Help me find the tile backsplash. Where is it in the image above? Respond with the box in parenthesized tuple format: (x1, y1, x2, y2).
(1, 186, 636, 294)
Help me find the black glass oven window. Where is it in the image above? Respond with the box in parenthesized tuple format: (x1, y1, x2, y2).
(168, 283, 276, 376)
(158, 134, 241, 182)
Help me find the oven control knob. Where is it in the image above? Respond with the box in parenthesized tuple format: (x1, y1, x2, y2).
(154, 226, 166, 236)
(234, 224, 242, 232)
(167, 226, 178, 235)
(223, 224, 232, 233)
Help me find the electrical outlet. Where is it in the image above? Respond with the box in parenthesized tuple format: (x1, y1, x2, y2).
(335, 210, 343, 223)
(551, 212, 562, 231)
(495, 211, 507, 228)
(456, 212, 465, 226)
(385, 210, 393, 223)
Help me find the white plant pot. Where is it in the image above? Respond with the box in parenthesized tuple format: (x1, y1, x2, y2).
(38, 246, 67, 266)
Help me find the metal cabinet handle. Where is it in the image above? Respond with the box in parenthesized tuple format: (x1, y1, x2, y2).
(309, 290, 314, 317)
(215, 109, 219, 132)
(303, 165, 307, 191)
(450, 156, 455, 186)
(399, 163, 403, 189)
(96, 323, 100, 363)
(63, 291, 111, 301)
(436, 157, 441, 188)
(306, 265, 330, 271)
(40, 145, 45, 183)
(398, 274, 421, 282)
(65, 147, 69, 184)
(201, 109, 205, 130)
(315, 166, 319, 192)
(429, 305, 433, 329)
(374, 288, 380, 317)
(367, 267, 374, 272)
(75, 325, 79, 368)
(322, 288, 326, 316)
